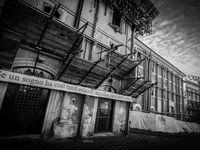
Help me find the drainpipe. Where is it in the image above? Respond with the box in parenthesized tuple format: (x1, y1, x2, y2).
(89, 0, 100, 61)
(74, 0, 84, 29)
(92, 0, 100, 37)
(130, 26, 136, 59)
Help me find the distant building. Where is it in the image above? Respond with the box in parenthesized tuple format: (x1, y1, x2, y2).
(132, 40, 186, 122)
(183, 77, 200, 123)
(0, 0, 190, 139)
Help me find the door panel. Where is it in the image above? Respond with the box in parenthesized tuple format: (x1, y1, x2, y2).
(0, 83, 49, 136)
(95, 98, 113, 133)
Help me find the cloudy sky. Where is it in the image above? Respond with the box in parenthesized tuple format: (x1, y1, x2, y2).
(138, 0, 200, 77)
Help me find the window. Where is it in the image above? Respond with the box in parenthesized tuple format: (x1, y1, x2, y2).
(158, 66, 162, 76)
(170, 106, 174, 113)
(81, 38, 93, 60)
(171, 93, 174, 102)
(152, 62, 156, 73)
(137, 52, 142, 60)
(112, 8, 121, 27)
(151, 87, 154, 96)
(109, 8, 122, 33)
(14, 86, 41, 111)
(164, 80, 167, 89)
(43, 2, 52, 14)
(137, 67, 143, 79)
(42, 2, 62, 20)
(54, 10, 63, 20)
(163, 90, 166, 99)
(163, 69, 167, 79)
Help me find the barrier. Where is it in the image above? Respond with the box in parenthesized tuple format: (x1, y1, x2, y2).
(129, 111, 200, 133)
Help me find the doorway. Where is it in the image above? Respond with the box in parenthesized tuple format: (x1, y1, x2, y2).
(0, 83, 50, 136)
(95, 98, 113, 133)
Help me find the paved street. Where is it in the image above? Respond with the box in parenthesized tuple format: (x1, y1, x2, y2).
(0, 132, 200, 150)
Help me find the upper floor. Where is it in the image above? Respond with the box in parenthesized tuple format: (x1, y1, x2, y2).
(0, 0, 186, 98)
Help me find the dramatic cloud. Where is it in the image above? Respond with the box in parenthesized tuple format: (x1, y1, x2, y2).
(139, 0, 200, 76)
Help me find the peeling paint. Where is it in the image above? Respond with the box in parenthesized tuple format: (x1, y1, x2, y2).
(53, 92, 85, 138)
(82, 96, 95, 137)
(113, 101, 127, 134)
(53, 122, 78, 138)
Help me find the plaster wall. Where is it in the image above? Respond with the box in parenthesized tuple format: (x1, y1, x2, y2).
(53, 92, 85, 138)
(42, 90, 64, 138)
(81, 96, 96, 137)
(112, 101, 127, 134)
(157, 99, 162, 112)
(14, 48, 61, 75)
(0, 82, 8, 109)
(186, 83, 199, 90)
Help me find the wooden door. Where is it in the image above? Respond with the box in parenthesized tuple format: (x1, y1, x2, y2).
(0, 83, 49, 136)
(95, 98, 113, 133)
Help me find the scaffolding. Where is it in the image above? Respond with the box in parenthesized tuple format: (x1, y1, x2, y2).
(103, 0, 159, 36)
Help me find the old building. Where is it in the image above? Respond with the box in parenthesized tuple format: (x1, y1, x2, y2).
(184, 76, 200, 123)
(2, 0, 193, 138)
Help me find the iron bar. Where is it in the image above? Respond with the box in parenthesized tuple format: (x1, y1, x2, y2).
(57, 49, 83, 80)
(96, 44, 123, 54)
(74, 0, 84, 29)
(133, 82, 158, 98)
(56, 22, 88, 80)
(95, 53, 131, 88)
(63, 22, 88, 64)
(119, 77, 142, 94)
(123, 58, 145, 78)
(128, 81, 148, 96)
(33, 4, 60, 75)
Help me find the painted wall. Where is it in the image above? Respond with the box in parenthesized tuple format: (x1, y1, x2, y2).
(112, 101, 127, 134)
(14, 48, 60, 76)
(0, 82, 8, 109)
(81, 96, 96, 137)
(0, 0, 5, 17)
(53, 92, 85, 138)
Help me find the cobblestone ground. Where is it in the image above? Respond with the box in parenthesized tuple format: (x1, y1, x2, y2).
(0, 132, 200, 150)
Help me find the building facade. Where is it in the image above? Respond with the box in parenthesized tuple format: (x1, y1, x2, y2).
(132, 40, 186, 122)
(0, 0, 189, 138)
(184, 77, 200, 123)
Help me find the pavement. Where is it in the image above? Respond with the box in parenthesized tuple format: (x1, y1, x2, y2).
(0, 131, 200, 150)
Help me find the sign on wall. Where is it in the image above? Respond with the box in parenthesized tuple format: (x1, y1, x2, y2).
(0, 69, 132, 102)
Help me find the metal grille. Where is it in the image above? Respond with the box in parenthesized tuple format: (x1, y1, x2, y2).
(95, 99, 113, 132)
(14, 85, 41, 111)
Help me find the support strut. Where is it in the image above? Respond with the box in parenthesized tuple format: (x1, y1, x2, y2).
(119, 77, 142, 94)
(33, 4, 61, 75)
(56, 22, 88, 80)
(95, 53, 131, 89)
(128, 81, 148, 96)
(78, 58, 105, 85)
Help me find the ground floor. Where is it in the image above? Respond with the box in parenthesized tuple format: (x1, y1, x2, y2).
(0, 69, 132, 138)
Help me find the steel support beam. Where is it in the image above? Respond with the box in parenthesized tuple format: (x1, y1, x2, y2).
(119, 77, 141, 94)
(33, 4, 60, 75)
(56, 49, 83, 80)
(78, 58, 105, 85)
(133, 82, 158, 98)
(95, 53, 131, 89)
(56, 22, 88, 80)
(128, 81, 148, 96)
(123, 58, 145, 78)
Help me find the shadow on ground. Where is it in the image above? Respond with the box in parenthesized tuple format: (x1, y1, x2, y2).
(0, 132, 200, 150)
